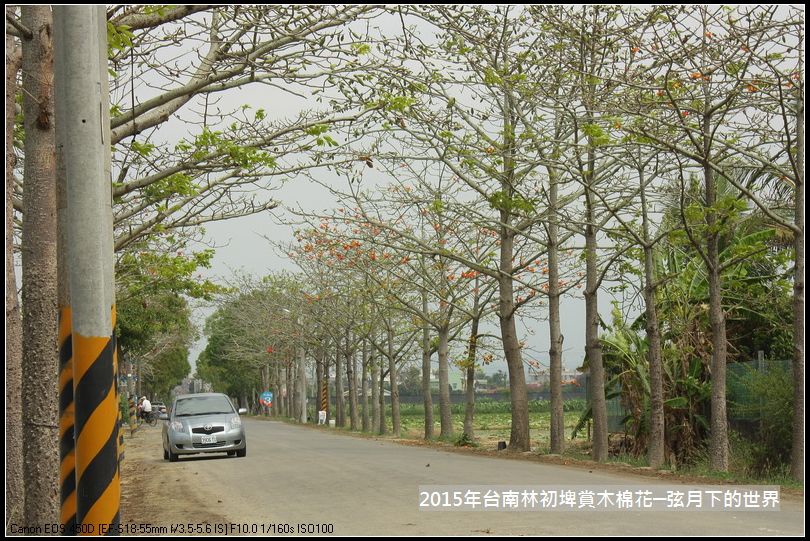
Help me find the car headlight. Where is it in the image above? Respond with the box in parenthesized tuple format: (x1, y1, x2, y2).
(170, 421, 183, 432)
(230, 416, 242, 430)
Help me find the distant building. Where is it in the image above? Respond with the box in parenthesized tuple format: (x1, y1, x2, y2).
(474, 378, 490, 391)
(525, 369, 549, 386)
(171, 377, 212, 400)
(429, 367, 465, 392)
(524, 365, 583, 389)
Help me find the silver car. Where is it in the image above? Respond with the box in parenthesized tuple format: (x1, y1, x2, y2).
(162, 393, 247, 462)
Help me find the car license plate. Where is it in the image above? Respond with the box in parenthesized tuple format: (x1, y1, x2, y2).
(201, 435, 217, 444)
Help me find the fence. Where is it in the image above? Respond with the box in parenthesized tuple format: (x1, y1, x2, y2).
(583, 375, 626, 433)
(584, 357, 792, 435)
(727, 358, 791, 433)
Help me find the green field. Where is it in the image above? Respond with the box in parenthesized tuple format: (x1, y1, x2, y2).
(386, 410, 588, 450)
(313, 400, 590, 449)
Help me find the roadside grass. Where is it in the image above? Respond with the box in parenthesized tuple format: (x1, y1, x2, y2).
(676, 448, 804, 490)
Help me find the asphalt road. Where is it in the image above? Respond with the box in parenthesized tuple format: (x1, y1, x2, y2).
(129, 419, 804, 536)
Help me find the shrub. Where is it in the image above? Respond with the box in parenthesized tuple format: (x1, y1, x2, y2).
(454, 432, 477, 447)
(729, 363, 793, 474)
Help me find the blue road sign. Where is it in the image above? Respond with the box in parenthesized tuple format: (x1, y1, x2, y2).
(260, 391, 274, 406)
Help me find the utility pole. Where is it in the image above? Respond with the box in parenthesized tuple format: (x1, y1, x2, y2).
(54, 5, 119, 531)
(96, 0, 122, 478)
(55, 14, 75, 527)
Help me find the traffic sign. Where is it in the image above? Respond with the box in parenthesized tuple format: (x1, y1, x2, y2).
(260, 391, 274, 407)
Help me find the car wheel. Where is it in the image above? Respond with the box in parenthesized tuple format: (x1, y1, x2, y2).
(163, 448, 169, 461)
(236, 447, 246, 458)
(169, 449, 179, 462)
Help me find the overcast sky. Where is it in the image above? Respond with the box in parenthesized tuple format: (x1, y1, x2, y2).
(108, 7, 641, 378)
(186, 173, 632, 377)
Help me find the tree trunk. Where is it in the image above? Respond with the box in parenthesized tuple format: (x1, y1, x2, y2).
(387, 325, 400, 437)
(547, 168, 565, 454)
(791, 93, 804, 483)
(278, 365, 284, 416)
(421, 291, 434, 439)
(274, 362, 281, 417)
(286, 362, 293, 418)
(351, 350, 359, 428)
(585, 190, 608, 462)
(378, 352, 387, 435)
(707, 252, 728, 471)
(643, 246, 665, 467)
(272, 362, 280, 417)
(297, 345, 306, 424)
(437, 324, 452, 438)
(371, 346, 380, 433)
(361, 340, 369, 432)
(5, 20, 24, 527)
(499, 230, 530, 451)
(640, 165, 665, 468)
(291, 361, 299, 420)
(347, 341, 359, 431)
(315, 356, 322, 419)
(336, 341, 345, 427)
(463, 315, 480, 438)
(260, 366, 267, 415)
(703, 120, 729, 472)
(497, 86, 530, 451)
(21, 5, 60, 526)
(578, 22, 608, 462)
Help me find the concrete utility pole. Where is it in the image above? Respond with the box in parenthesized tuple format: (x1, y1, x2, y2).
(95, 1, 123, 474)
(55, 18, 75, 528)
(54, 5, 119, 531)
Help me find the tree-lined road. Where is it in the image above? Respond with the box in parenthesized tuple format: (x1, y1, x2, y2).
(122, 419, 804, 536)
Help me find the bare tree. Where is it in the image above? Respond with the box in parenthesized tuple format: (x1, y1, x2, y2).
(5, 8, 24, 528)
(618, 5, 802, 472)
(103, 6, 384, 251)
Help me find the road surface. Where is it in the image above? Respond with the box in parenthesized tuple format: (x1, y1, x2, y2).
(121, 419, 804, 536)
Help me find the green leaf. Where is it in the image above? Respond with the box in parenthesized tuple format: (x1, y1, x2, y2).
(664, 396, 688, 409)
(483, 68, 502, 85)
(581, 123, 611, 146)
(131, 140, 156, 157)
(351, 43, 371, 55)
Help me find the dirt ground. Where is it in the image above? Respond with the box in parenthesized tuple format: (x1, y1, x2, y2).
(119, 424, 230, 529)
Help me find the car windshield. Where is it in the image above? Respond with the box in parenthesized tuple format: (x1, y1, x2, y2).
(174, 396, 234, 417)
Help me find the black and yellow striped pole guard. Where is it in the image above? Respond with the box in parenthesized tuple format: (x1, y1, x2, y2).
(73, 331, 119, 532)
(59, 305, 76, 531)
(113, 307, 123, 467)
(128, 396, 136, 436)
(321, 381, 329, 414)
